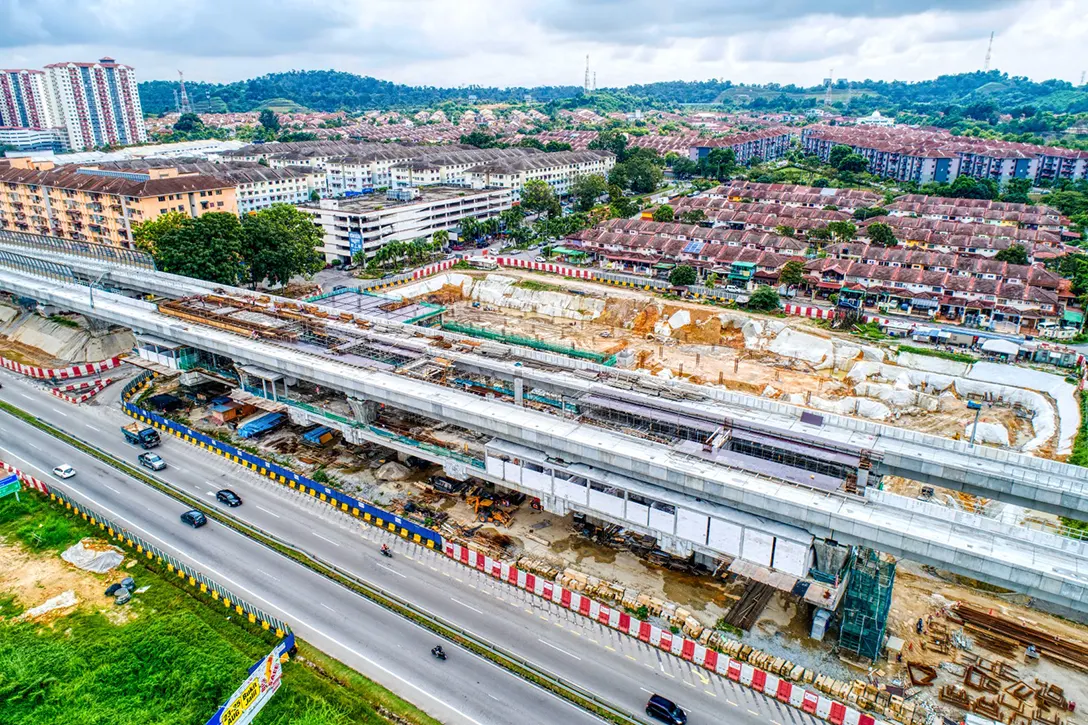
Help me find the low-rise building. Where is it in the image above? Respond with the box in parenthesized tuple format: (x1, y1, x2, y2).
(704, 182, 883, 213)
(463, 150, 614, 200)
(0, 126, 68, 153)
(0, 158, 237, 247)
(301, 185, 512, 264)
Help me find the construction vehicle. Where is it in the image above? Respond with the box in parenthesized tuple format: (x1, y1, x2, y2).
(122, 422, 160, 449)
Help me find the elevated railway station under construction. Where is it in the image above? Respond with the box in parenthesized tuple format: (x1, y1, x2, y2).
(0, 231, 1086, 623)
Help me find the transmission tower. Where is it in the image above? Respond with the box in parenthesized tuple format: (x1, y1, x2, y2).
(1080, 70, 1086, 87)
(593, 71, 597, 91)
(177, 70, 193, 114)
(983, 32, 994, 72)
(584, 55, 591, 94)
(824, 69, 834, 106)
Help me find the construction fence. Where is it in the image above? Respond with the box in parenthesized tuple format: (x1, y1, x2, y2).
(0, 457, 290, 637)
(122, 373, 443, 550)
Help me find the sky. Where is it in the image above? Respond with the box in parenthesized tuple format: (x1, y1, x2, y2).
(0, 0, 1085, 89)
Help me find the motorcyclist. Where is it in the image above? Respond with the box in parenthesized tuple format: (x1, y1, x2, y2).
(381, 544, 390, 555)
(431, 645, 445, 658)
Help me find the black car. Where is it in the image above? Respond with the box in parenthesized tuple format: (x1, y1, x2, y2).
(180, 510, 207, 528)
(645, 694, 686, 725)
(216, 489, 242, 507)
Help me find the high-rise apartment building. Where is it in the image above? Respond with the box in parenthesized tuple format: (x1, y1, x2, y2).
(43, 58, 148, 151)
(0, 69, 61, 129)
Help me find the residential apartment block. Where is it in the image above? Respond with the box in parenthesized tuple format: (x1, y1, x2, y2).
(688, 128, 794, 164)
(302, 185, 512, 264)
(0, 126, 68, 153)
(801, 126, 1088, 186)
(89, 158, 324, 214)
(0, 158, 236, 248)
(0, 69, 60, 129)
(224, 141, 615, 200)
(0, 58, 147, 152)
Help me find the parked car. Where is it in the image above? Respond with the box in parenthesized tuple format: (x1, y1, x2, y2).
(645, 694, 687, 725)
(724, 285, 745, 294)
(216, 489, 242, 507)
(52, 464, 76, 479)
(137, 452, 166, 471)
(332, 285, 347, 292)
(180, 510, 207, 528)
(534, 256, 546, 262)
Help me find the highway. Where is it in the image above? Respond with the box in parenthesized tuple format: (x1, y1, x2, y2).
(0, 368, 817, 725)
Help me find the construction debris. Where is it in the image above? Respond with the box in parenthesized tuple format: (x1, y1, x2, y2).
(951, 602, 1088, 671)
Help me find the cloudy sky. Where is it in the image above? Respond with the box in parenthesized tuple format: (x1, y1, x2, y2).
(0, 0, 1084, 88)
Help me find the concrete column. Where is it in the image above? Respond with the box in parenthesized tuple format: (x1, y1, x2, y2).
(347, 396, 379, 424)
(514, 377, 524, 407)
(261, 379, 267, 399)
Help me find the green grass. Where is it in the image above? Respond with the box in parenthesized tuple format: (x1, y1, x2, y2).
(514, 279, 565, 293)
(849, 321, 888, 341)
(896, 344, 977, 364)
(47, 314, 80, 329)
(0, 494, 441, 725)
(1061, 391, 1088, 535)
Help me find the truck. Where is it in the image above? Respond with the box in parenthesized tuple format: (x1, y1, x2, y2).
(122, 422, 160, 449)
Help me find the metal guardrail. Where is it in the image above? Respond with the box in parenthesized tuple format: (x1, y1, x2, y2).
(0, 248, 80, 284)
(45, 483, 291, 636)
(0, 229, 156, 269)
(5, 397, 644, 724)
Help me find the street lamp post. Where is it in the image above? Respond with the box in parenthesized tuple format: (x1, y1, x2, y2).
(967, 400, 984, 446)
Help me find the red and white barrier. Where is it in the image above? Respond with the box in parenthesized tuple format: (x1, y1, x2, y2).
(0, 355, 123, 380)
(0, 460, 50, 494)
(441, 541, 882, 725)
(413, 259, 456, 279)
(50, 378, 112, 404)
(493, 256, 595, 279)
(784, 303, 837, 320)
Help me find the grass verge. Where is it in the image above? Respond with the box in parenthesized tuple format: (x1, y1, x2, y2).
(0, 401, 641, 725)
(0, 493, 441, 725)
(896, 344, 977, 364)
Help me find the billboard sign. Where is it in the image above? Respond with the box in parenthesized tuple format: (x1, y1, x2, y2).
(348, 231, 363, 256)
(206, 636, 290, 725)
(0, 473, 20, 499)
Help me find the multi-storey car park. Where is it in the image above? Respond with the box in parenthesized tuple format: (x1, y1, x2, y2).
(1, 231, 1087, 623)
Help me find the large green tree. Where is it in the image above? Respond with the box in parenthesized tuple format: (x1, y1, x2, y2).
(652, 204, 675, 222)
(173, 113, 204, 133)
(258, 109, 280, 133)
(241, 204, 325, 287)
(866, 222, 898, 247)
(570, 174, 608, 212)
(669, 265, 697, 286)
(520, 180, 561, 218)
(153, 212, 244, 285)
(779, 260, 806, 288)
(132, 210, 188, 255)
(827, 220, 858, 243)
(994, 244, 1029, 265)
(679, 208, 705, 225)
(747, 285, 781, 312)
(828, 145, 854, 169)
(618, 157, 663, 194)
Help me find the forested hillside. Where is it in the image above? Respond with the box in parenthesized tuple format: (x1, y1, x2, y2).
(138, 69, 1088, 116)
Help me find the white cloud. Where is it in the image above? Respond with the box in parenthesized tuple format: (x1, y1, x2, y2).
(0, 0, 1080, 88)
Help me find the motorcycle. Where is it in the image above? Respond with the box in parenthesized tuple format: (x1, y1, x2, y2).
(380, 546, 393, 558)
(431, 646, 447, 661)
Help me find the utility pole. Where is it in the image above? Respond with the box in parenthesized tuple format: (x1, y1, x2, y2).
(983, 32, 994, 72)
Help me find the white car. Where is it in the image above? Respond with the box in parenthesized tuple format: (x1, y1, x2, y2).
(535, 256, 546, 262)
(53, 464, 76, 479)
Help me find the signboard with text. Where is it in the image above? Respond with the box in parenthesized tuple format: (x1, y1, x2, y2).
(0, 474, 20, 499)
(206, 638, 289, 725)
(348, 231, 363, 256)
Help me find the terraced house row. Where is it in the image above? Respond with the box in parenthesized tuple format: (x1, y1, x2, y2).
(801, 125, 1088, 186)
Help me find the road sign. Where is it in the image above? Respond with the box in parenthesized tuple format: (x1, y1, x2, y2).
(0, 474, 20, 499)
(206, 637, 289, 725)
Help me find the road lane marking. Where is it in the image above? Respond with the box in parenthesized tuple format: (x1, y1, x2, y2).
(537, 639, 581, 660)
(255, 568, 280, 582)
(605, 645, 616, 651)
(639, 687, 653, 694)
(312, 532, 340, 546)
(19, 392, 32, 400)
(83, 423, 100, 432)
(375, 562, 406, 579)
(255, 505, 281, 518)
(683, 681, 696, 688)
(747, 709, 759, 717)
(320, 602, 335, 612)
(450, 597, 484, 614)
(51, 483, 490, 725)
(104, 484, 122, 494)
(704, 690, 717, 697)
(727, 699, 738, 707)
(625, 654, 637, 661)
(50, 407, 68, 417)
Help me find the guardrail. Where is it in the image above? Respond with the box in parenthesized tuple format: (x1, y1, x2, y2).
(0, 455, 290, 637)
(0, 399, 643, 725)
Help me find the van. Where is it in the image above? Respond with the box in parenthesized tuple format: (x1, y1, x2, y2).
(645, 694, 687, 724)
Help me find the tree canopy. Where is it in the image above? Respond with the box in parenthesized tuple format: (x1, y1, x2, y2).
(779, 260, 806, 288)
(866, 222, 898, 247)
(747, 285, 781, 312)
(668, 265, 697, 287)
(652, 204, 675, 222)
(570, 174, 608, 213)
(241, 204, 325, 287)
(520, 180, 561, 218)
(994, 244, 1029, 265)
(146, 212, 244, 285)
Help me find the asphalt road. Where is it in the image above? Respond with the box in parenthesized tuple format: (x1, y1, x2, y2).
(0, 368, 817, 725)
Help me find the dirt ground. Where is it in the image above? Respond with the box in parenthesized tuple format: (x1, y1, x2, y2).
(0, 338, 67, 368)
(442, 292, 1037, 449)
(0, 536, 135, 624)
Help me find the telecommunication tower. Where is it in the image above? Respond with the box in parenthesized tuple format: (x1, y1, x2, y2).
(983, 32, 994, 72)
(824, 69, 834, 106)
(584, 55, 591, 94)
(177, 70, 193, 115)
(1080, 71, 1086, 87)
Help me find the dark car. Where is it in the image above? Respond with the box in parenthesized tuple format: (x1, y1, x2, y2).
(180, 510, 207, 528)
(645, 694, 686, 725)
(216, 489, 242, 507)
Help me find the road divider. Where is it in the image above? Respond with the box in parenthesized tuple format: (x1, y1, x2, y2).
(0, 457, 290, 637)
(0, 353, 123, 380)
(0, 399, 646, 725)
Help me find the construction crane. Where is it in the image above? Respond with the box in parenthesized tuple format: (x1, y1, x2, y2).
(177, 70, 193, 115)
(983, 32, 994, 72)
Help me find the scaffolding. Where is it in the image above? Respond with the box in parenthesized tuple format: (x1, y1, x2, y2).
(838, 547, 896, 662)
